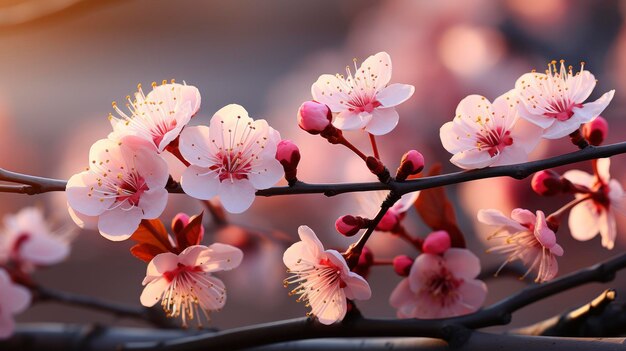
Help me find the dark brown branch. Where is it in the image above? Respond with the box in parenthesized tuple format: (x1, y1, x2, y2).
(118, 252, 626, 350)
(34, 286, 175, 328)
(2, 142, 626, 197)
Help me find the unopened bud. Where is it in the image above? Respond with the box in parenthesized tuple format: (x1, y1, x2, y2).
(353, 246, 374, 279)
(276, 140, 301, 185)
(172, 213, 191, 234)
(396, 150, 425, 180)
(335, 215, 369, 237)
(582, 116, 608, 146)
(376, 211, 399, 232)
(297, 101, 332, 134)
(366, 156, 391, 183)
(393, 255, 414, 277)
(531, 170, 564, 196)
(422, 230, 451, 255)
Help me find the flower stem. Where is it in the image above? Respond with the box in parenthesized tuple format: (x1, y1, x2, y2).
(546, 194, 593, 231)
(368, 133, 380, 160)
(339, 137, 368, 161)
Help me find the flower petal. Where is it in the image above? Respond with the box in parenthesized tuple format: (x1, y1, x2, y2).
(20, 235, 69, 266)
(444, 248, 481, 280)
(248, 158, 284, 190)
(140, 278, 169, 307)
(97, 206, 143, 241)
(365, 108, 399, 135)
(333, 110, 370, 131)
(180, 126, 214, 167)
(218, 179, 256, 214)
(197, 243, 244, 272)
(573, 90, 614, 123)
(563, 170, 594, 188)
(568, 201, 601, 241)
(181, 165, 220, 200)
(67, 206, 98, 230)
(311, 74, 352, 112)
(66, 171, 113, 216)
(377, 83, 414, 107)
(342, 272, 371, 300)
(138, 189, 168, 219)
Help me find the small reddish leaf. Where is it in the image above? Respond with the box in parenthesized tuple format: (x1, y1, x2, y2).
(414, 164, 466, 248)
(176, 212, 204, 250)
(130, 219, 174, 253)
(130, 243, 166, 263)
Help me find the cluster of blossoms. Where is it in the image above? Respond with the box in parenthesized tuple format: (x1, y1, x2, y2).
(0, 207, 71, 338)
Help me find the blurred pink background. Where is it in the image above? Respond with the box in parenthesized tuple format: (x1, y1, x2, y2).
(0, 0, 625, 330)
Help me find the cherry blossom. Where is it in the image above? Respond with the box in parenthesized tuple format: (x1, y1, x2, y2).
(311, 52, 415, 135)
(140, 244, 243, 327)
(283, 226, 371, 325)
(108, 81, 201, 152)
(0, 207, 70, 270)
(515, 60, 614, 139)
(563, 158, 626, 249)
(66, 137, 169, 241)
(389, 248, 486, 319)
(0, 269, 31, 339)
(440, 91, 542, 170)
(477, 208, 563, 282)
(179, 104, 284, 213)
(359, 190, 420, 232)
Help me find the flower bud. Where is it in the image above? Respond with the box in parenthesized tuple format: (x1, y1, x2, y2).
(353, 246, 374, 279)
(393, 255, 414, 277)
(422, 230, 451, 255)
(531, 170, 564, 196)
(171, 212, 191, 234)
(366, 156, 391, 183)
(276, 140, 300, 184)
(376, 211, 399, 232)
(335, 215, 368, 237)
(396, 150, 425, 180)
(297, 101, 332, 134)
(582, 116, 608, 146)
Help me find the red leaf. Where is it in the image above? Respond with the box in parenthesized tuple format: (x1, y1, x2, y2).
(130, 219, 174, 253)
(414, 164, 466, 248)
(175, 212, 204, 250)
(130, 243, 166, 263)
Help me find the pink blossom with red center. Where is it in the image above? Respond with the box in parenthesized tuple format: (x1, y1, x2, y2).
(140, 244, 243, 327)
(0, 207, 70, 270)
(0, 269, 31, 339)
(478, 208, 564, 282)
(108, 82, 201, 152)
(440, 90, 542, 170)
(66, 137, 169, 241)
(389, 248, 487, 319)
(283, 226, 371, 325)
(515, 61, 614, 139)
(311, 52, 415, 135)
(179, 104, 284, 214)
(563, 158, 626, 249)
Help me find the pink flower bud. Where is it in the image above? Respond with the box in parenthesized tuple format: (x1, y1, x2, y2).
(531, 170, 564, 196)
(376, 211, 399, 232)
(335, 215, 367, 237)
(582, 116, 608, 146)
(297, 101, 332, 134)
(276, 140, 300, 184)
(396, 150, 425, 180)
(393, 255, 414, 277)
(171, 212, 191, 234)
(353, 246, 374, 279)
(422, 230, 451, 255)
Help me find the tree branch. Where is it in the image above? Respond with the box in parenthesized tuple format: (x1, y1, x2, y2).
(2, 142, 626, 197)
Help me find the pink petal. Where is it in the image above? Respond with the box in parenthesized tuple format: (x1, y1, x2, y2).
(567, 70, 596, 103)
(510, 208, 537, 226)
(440, 121, 473, 154)
(389, 279, 417, 318)
(248, 158, 284, 190)
(573, 90, 614, 123)
(357, 52, 392, 91)
(408, 253, 441, 292)
(145, 252, 178, 279)
(218, 179, 256, 214)
(333, 110, 370, 131)
(0, 314, 15, 339)
(67, 206, 98, 230)
(376, 83, 414, 107)
(181, 165, 220, 200)
(139, 278, 169, 307)
(562, 170, 594, 188)
(66, 171, 113, 216)
(393, 191, 420, 213)
(311, 287, 346, 325)
(450, 148, 495, 170)
(97, 206, 143, 241)
(490, 144, 529, 166)
(533, 210, 557, 248)
(568, 201, 601, 241)
(599, 211, 616, 250)
(197, 243, 243, 272)
(444, 248, 481, 280)
(156, 104, 192, 152)
(477, 209, 526, 231)
(123, 144, 169, 189)
(298, 226, 325, 257)
(179, 126, 214, 167)
(510, 118, 543, 153)
(342, 272, 372, 300)
(20, 235, 69, 266)
(542, 118, 585, 139)
(138, 188, 168, 219)
(365, 108, 399, 136)
(517, 102, 555, 129)
(596, 158, 611, 184)
(196, 275, 227, 310)
(311, 74, 352, 112)
(454, 279, 487, 314)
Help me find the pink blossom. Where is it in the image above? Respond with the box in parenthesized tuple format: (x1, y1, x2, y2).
(311, 52, 415, 135)
(563, 158, 626, 249)
(179, 104, 284, 214)
(0, 269, 31, 339)
(477, 208, 563, 282)
(440, 91, 542, 169)
(389, 249, 487, 319)
(297, 101, 332, 134)
(140, 244, 243, 327)
(359, 190, 420, 232)
(108, 82, 201, 152)
(515, 61, 614, 139)
(283, 226, 371, 325)
(0, 207, 70, 269)
(66, 137, 169, 241)
(422, 230, 451, 255)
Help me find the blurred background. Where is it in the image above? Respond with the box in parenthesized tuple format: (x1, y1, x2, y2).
(1, 0, 625, 331)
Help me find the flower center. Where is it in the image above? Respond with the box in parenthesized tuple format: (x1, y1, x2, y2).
(212, 151, 253, 182)
(591, 179, 611, 212)
(543, 102, 583, 121)
(116, 174, 149, 206)
(476, 127, 513, 157)
(163, 262, 203, 282)
(421, 266, 462, 307)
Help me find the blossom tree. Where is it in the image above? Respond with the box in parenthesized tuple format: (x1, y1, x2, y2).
(1, 53, 626, 351)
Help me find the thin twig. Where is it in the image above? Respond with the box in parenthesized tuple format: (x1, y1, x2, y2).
(2, 142, 626, 197)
